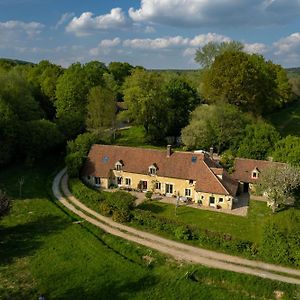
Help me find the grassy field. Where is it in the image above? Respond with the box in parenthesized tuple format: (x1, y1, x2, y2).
(138, 200, 271, 244)
(1, 161, 300, 299)
(267, 100, 300, 136)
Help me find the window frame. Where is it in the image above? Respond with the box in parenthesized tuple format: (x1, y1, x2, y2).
(185, 188, 191, 197)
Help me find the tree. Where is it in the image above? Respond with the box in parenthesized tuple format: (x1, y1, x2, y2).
(83, 60, 107, 88)
(258, 164, 300, 213)
(201, 51, 280, 115)
(237, 123, 280, 160)
(108, 62, 133, 85)
(195, 41, 244, 69)
(272, 135, 300, 166)
(164, 77, 200, 137)
(20, 119, 64, 162)
(55, 63, 89, 117)
(86, 86, 116, 132)
(181, 104, 249, 153)
(123, 69, 168, 142)
(0, 190, 10, 217)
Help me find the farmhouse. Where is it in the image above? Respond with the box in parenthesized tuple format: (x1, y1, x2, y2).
(232, 158, 286, 194)
(82, 144, 238, 209)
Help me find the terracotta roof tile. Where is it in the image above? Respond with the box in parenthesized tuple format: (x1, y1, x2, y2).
(232, 158, 286, 183)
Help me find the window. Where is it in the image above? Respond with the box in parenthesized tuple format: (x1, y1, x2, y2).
(185, 189, 191, 197)
(165, 184, 173, 194)
(219, 197, 224, 203)
(209, 196, 215, 204)
(87, 175, 90, 180)
(155, 182, 161, 190)
(201, 195, 204, 199)
(189, 179, 193, 185)
(125, 178, 131, 186)
(141, 181, 147, 190)
(117, 177, 122, 185)
(116, 164, 122, 171)
(149, 166, 157, 175)
(252, 171, 257, 178)
(94, 177, 100, 185)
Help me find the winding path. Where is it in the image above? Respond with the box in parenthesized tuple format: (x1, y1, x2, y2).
(52, 169, 300, 285)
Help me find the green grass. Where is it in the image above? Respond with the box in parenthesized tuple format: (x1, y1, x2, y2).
(137, 200, 270, 244)
(0, 160, 299, 299)
(267, 100, 300, 136)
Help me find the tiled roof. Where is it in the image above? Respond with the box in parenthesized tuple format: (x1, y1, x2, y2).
(82, 144, 238, 196)
(232, 158, 286, 183)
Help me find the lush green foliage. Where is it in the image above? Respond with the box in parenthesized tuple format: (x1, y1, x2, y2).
(201, 51, 292, 115)
(65, 132, 104, 177)
(261, 211, 300, 266)
(272, 135, 300, 166)
(195, 41, 244, 69)
(181, 104, 250, 152)
(237, 123, 280, 160)
(86, 86, 116, 132)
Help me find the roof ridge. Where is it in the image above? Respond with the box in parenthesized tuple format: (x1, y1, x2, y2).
(203, 159, 230, 195)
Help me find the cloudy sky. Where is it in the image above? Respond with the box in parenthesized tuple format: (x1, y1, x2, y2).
(0, 0, 300, 68)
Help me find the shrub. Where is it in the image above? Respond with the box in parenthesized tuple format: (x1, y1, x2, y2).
(112, 210, 131, 223)
(145, 191, 153, 200)
(99, 202, 112, 217)
(174, 226, 193, 240)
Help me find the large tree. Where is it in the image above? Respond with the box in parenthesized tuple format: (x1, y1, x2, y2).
(86, 86, 116, 132)
(201, 51, 290, 115)
(181, 104, 249, 153)
(195, 41, 244, 69)
(237, 123, 280, 160)
(123, 69, 168, 142)
(258, 165, 300, 213)
(164, 77, 200, 137)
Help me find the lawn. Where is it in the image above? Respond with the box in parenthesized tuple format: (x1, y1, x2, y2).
(267, 100, 300, 137)
(138, 200, 271, 244)
(0, 160, 299, 299)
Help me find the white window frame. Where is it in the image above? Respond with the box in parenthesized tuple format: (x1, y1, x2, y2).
(165, 183, 174, 195)
(185, 188, 191, 197)
(149, 166, 157, 175)
(115, 161, 123, 171)
(219, 197, 224, 203)
(94, 176, 101, 186)
(125, 177, 131, 186)
(155, 182, 161, 190)
(116, 176, 123, 186)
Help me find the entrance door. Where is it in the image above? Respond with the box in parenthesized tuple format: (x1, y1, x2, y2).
(141, 181, 147, 191)
(243, 183, 249, 193)
(165, 184, 173, 195)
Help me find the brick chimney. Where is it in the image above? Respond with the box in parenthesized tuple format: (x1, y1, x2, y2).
(167, 145, 172, 157)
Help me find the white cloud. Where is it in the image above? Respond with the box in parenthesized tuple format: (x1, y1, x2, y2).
(66, 8, 127, 36)
(244, 43, 269, 54)
(190, 33, 230, 47)
(90, 37, 121, 56)
(0, 20, 44, 37)
(273, 32, 300, 66)
(129, 0, 300, 27)
(123, 36, 189, 49)
(55, 12, 75, 29)
(274, 32, 300, 55)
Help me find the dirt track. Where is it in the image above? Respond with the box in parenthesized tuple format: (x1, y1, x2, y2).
(52, 168, 300, 285)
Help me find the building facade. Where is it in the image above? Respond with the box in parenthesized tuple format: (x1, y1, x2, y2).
(82, 144, 238, 209)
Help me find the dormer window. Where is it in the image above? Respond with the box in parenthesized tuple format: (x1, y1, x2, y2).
(115, 161, 123, 171)
(149, 164, 157, 175)
(251, 168, 259, 179)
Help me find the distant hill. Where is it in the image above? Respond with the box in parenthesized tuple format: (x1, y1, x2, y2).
(286, 67, 300, 76)
(0, 58, 34, 70)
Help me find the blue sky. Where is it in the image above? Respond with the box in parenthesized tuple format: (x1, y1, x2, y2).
(0, 0, 300, 68)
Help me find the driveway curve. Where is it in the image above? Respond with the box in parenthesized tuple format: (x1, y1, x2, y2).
(52, 168, 300, 285)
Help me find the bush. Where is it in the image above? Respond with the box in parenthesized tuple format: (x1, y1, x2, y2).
(174, 226, 193, 240)
(145, 191, 153, 200)
(99, 202, 112, 217)
(105, 191, 136, 212)
(112, 210, 131, 223)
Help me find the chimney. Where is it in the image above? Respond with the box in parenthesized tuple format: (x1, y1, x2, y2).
(209, 147, 214, 159)
(167, 145, 172, 157)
